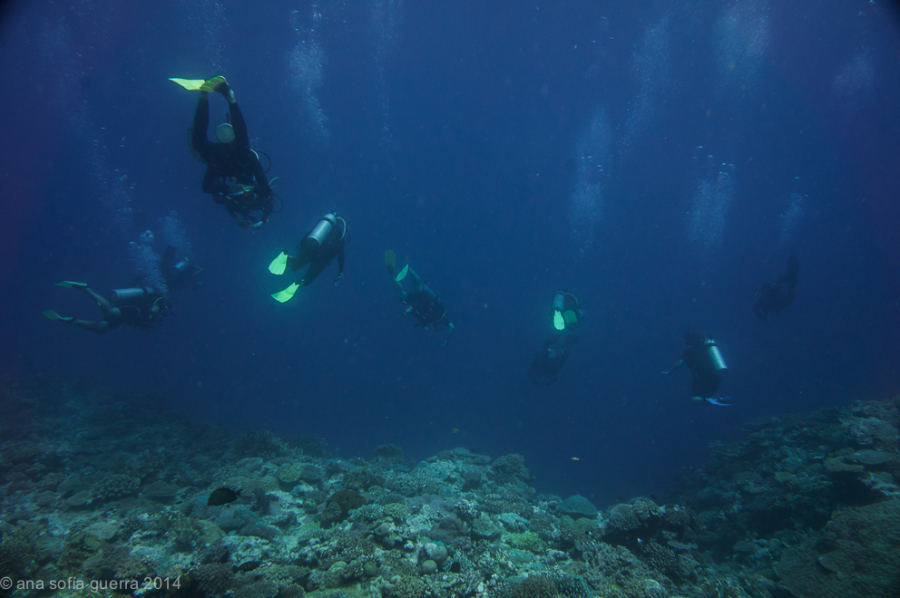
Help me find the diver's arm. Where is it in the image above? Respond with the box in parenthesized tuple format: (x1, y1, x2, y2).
(753, 297, 767, 321)
(227, 96, 250, 150)
(333, 245, 345, 286)
(663, 359, 685, 375)
(261, 195, 274, 222)
(390, 277, 405, 298)
(192, 93, 213, 162)
(250, 156, 272, 200)
(442, 322, 455, 347)
(224, 200, 241, 221)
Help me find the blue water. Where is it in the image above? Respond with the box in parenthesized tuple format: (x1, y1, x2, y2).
(1, 0, 898, 507)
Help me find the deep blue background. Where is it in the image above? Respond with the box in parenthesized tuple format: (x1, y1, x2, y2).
(1, 0, 898, 506)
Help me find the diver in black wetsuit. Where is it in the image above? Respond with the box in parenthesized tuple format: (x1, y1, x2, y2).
(384, 250, 455, 346)
(268, 212, 347, 303)
(754, 256, 799, 321)
(663, 331, 731, 405)
(43, 282, 168, 334)
(161, 245, 202, 292)
(528, 290, 583, 387)
(528, 339, 573, 387)
(190, 78, 274, 228)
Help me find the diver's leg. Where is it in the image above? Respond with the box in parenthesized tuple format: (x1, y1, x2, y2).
(66, 318, 113, 334)
(78, 286, 113, 311)
(690, 376, 703, 400)
(287, 248, 312, 272)
(544, 333, 562, 350)
(192, 93, 214, 162)
(79, 286, 125, 325)
(227, 100, 250, 150)
(692, 374, 721, 400)
(299, 260, 327, 286)
(390, 276, 405, 298)
(408, 268, 425, 293)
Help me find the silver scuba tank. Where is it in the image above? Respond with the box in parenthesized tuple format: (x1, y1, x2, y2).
(552, 292, 566, 311)
(705, 339, 728, 374)
(109, 287, 154, 303)
(171, 258, 193, 276)
(302, 213, 337, 251)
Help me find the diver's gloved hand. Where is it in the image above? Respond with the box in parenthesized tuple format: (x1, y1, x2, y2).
(215, 79, 236, 104)
(441, 322, 455, 347)
(333, 273, 343, 287)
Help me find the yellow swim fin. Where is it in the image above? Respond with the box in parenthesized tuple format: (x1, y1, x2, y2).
(553, 310, 566, 331)
(55, 281, 87, 289)
(268, 252, 288, 275)
(169, 76, 226, 92)
(169, 78, 207, 91)
(272, 282, 300, 303)
(395, 264, 409, 282)
(384, 250, 396, 273)
(43, 310, 72, 322)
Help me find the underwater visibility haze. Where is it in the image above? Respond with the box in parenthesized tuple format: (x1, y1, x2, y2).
(1, 1, 900, 597)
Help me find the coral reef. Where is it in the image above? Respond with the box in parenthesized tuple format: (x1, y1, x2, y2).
(1, 379, 899, 598)
(774, 499, 900, 598)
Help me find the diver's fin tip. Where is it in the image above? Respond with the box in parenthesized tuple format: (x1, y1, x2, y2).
(268, 252, 288, 275)
(170, 76, 227, 92)
(271, 282, 300, 303)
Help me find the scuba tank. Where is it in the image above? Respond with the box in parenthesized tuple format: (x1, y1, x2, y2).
(109, 287, 157, 304)
(170, 258, 195, 277)
(303, 213, 338, 251)
(168, 258, 202, 290)
(550, 290, 581, 331)
(552, 291, 566, 312)
(704, 338, 729, 374)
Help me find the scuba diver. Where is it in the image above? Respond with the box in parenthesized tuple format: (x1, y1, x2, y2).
(161, 245, 202, 292)
(42, 282, 168, 334)
(171, 76, 275, 228)
(528, 290, 583, 387)
(528, 339, 573, 387)
(754, 256, 799, 321)
(268, 211, 347, 303)
(663, 331, 732, 405)
(383, 251, 455, 346)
